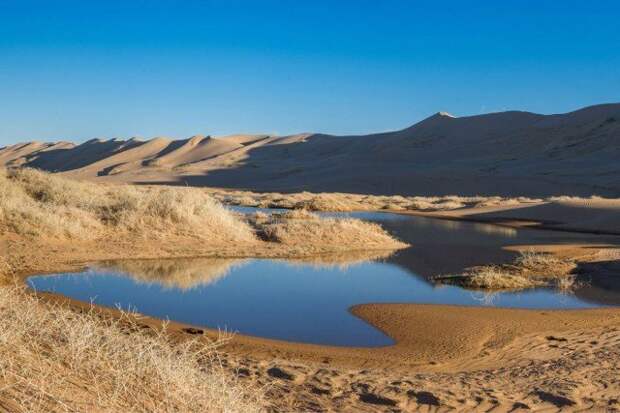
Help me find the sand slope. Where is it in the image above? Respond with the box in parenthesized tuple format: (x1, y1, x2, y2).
(1, 103, 619, 196)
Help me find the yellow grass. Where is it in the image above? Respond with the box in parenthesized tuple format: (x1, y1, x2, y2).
(254, 210, 408, 250)
(433, 251, 578, 291)
(0, 168, 256, 242)
(514, 250, 577, 276)
(207, 188, 543, 212)
(0, 257, 10, 278)
(452, 266, 545, 290)
(0, 285, 262, 413)
(1, 169, 407, 251)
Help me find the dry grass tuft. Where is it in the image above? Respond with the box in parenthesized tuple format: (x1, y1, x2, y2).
(0, 256, 11, 274)
(0, 285, 262, 413)
(292, 194, 354, 212)
(261, 214, 407, 250)
(514, 250, 577, 276)
(434, 251, 578, 291)
(0, 168, 256, 242)
(275, 209, 317, 220)
(452, 266, 544, 290)
(555, 274, 579, 293)
(254, 211, 407, 250)
(241, 209, 408, 250)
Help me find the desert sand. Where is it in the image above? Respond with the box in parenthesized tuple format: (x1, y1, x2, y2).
(1, 103, 619, 197)
(423, 197, 620, 234)
(5, 211, 619, 412)
(1, 104, 620, 411)
(37, 278, 620, 412)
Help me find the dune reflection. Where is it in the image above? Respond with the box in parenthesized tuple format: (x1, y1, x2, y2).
(471, 223, 517, 237)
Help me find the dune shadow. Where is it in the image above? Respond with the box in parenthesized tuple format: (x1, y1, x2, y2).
(572, 251, 620, 306)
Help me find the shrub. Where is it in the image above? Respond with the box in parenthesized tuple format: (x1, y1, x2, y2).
(0, 169, 256, 242)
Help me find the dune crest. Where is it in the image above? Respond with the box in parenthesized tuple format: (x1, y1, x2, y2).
(1, 103, 619, 197)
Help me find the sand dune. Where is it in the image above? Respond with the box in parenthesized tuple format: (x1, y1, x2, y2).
(1, 103, 619, 196)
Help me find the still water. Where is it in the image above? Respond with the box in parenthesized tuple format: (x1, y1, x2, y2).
(27, 211, 620, 347)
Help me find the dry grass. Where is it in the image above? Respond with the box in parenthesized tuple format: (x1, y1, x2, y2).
(0, 168, 256, 242)
(454, 266, 543, 290)
(1, 169, 406, 252)
(433, 251, 578, 291)
(555, 274, 579, 292)
(253, 210, 408, 250)
(594, 248, 620, 261)
(0, 285, 262, 413)
(514, 250, 577, 276)
(291, 194, 355, 212)
(0, 257, 11, 278)
(207, 189, 543, 213)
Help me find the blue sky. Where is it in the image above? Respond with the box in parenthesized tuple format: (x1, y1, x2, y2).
(1, 0, 618, 144)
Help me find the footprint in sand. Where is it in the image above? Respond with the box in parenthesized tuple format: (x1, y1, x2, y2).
(358, 393, 398, 407)
(533, 390, 575, 408)
(267, 367, 295, 381)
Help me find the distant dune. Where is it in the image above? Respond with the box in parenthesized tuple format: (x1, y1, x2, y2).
(1, 103, 619, 196)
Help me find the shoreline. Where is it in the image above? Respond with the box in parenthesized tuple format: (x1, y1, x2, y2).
(29, 282, 620, 410)
(395, 207, 620, 236)
(31, 285, 620, 373)
(14, 227, 619, 373)
(6, 207, 620, 411)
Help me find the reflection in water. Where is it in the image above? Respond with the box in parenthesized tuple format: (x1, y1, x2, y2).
(96, 249, 396, 290)
(95, 258, 248, 290)
(416, 218, 517, 237)
(28, 257, 612, 347)
(26, 210, 620, 346)
(284, 249, 396, 270)
(345, 211, 619, 284)
(472, 222, 518, 237)
(573, 258, 620, 306)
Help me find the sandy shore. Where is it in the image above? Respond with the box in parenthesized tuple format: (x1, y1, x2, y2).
(407, 198, 620, 235)
(5, 203, 620, 412)
(36, 287, 620, 412)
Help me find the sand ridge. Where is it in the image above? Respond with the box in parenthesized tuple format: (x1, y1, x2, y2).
(2, 103, 619, 197)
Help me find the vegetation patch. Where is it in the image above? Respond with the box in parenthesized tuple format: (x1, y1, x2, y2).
(208, 188, 543, 213)
(433, 251, 579, 291)
(0, 169, 407, 252)
(0, 168, 256, 242)
(0, 286, 261, 412)
(252, 210, 408, 250)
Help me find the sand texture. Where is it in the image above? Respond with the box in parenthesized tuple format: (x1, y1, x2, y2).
(5, 228, 619, 412)
(40, 291, 620, 412)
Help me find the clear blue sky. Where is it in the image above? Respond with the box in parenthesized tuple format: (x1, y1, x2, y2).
(1, 0, 618, 145)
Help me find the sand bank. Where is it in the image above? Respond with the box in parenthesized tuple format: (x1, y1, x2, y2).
(4, 193, 620, 411)
(36, 284, 620, 412)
